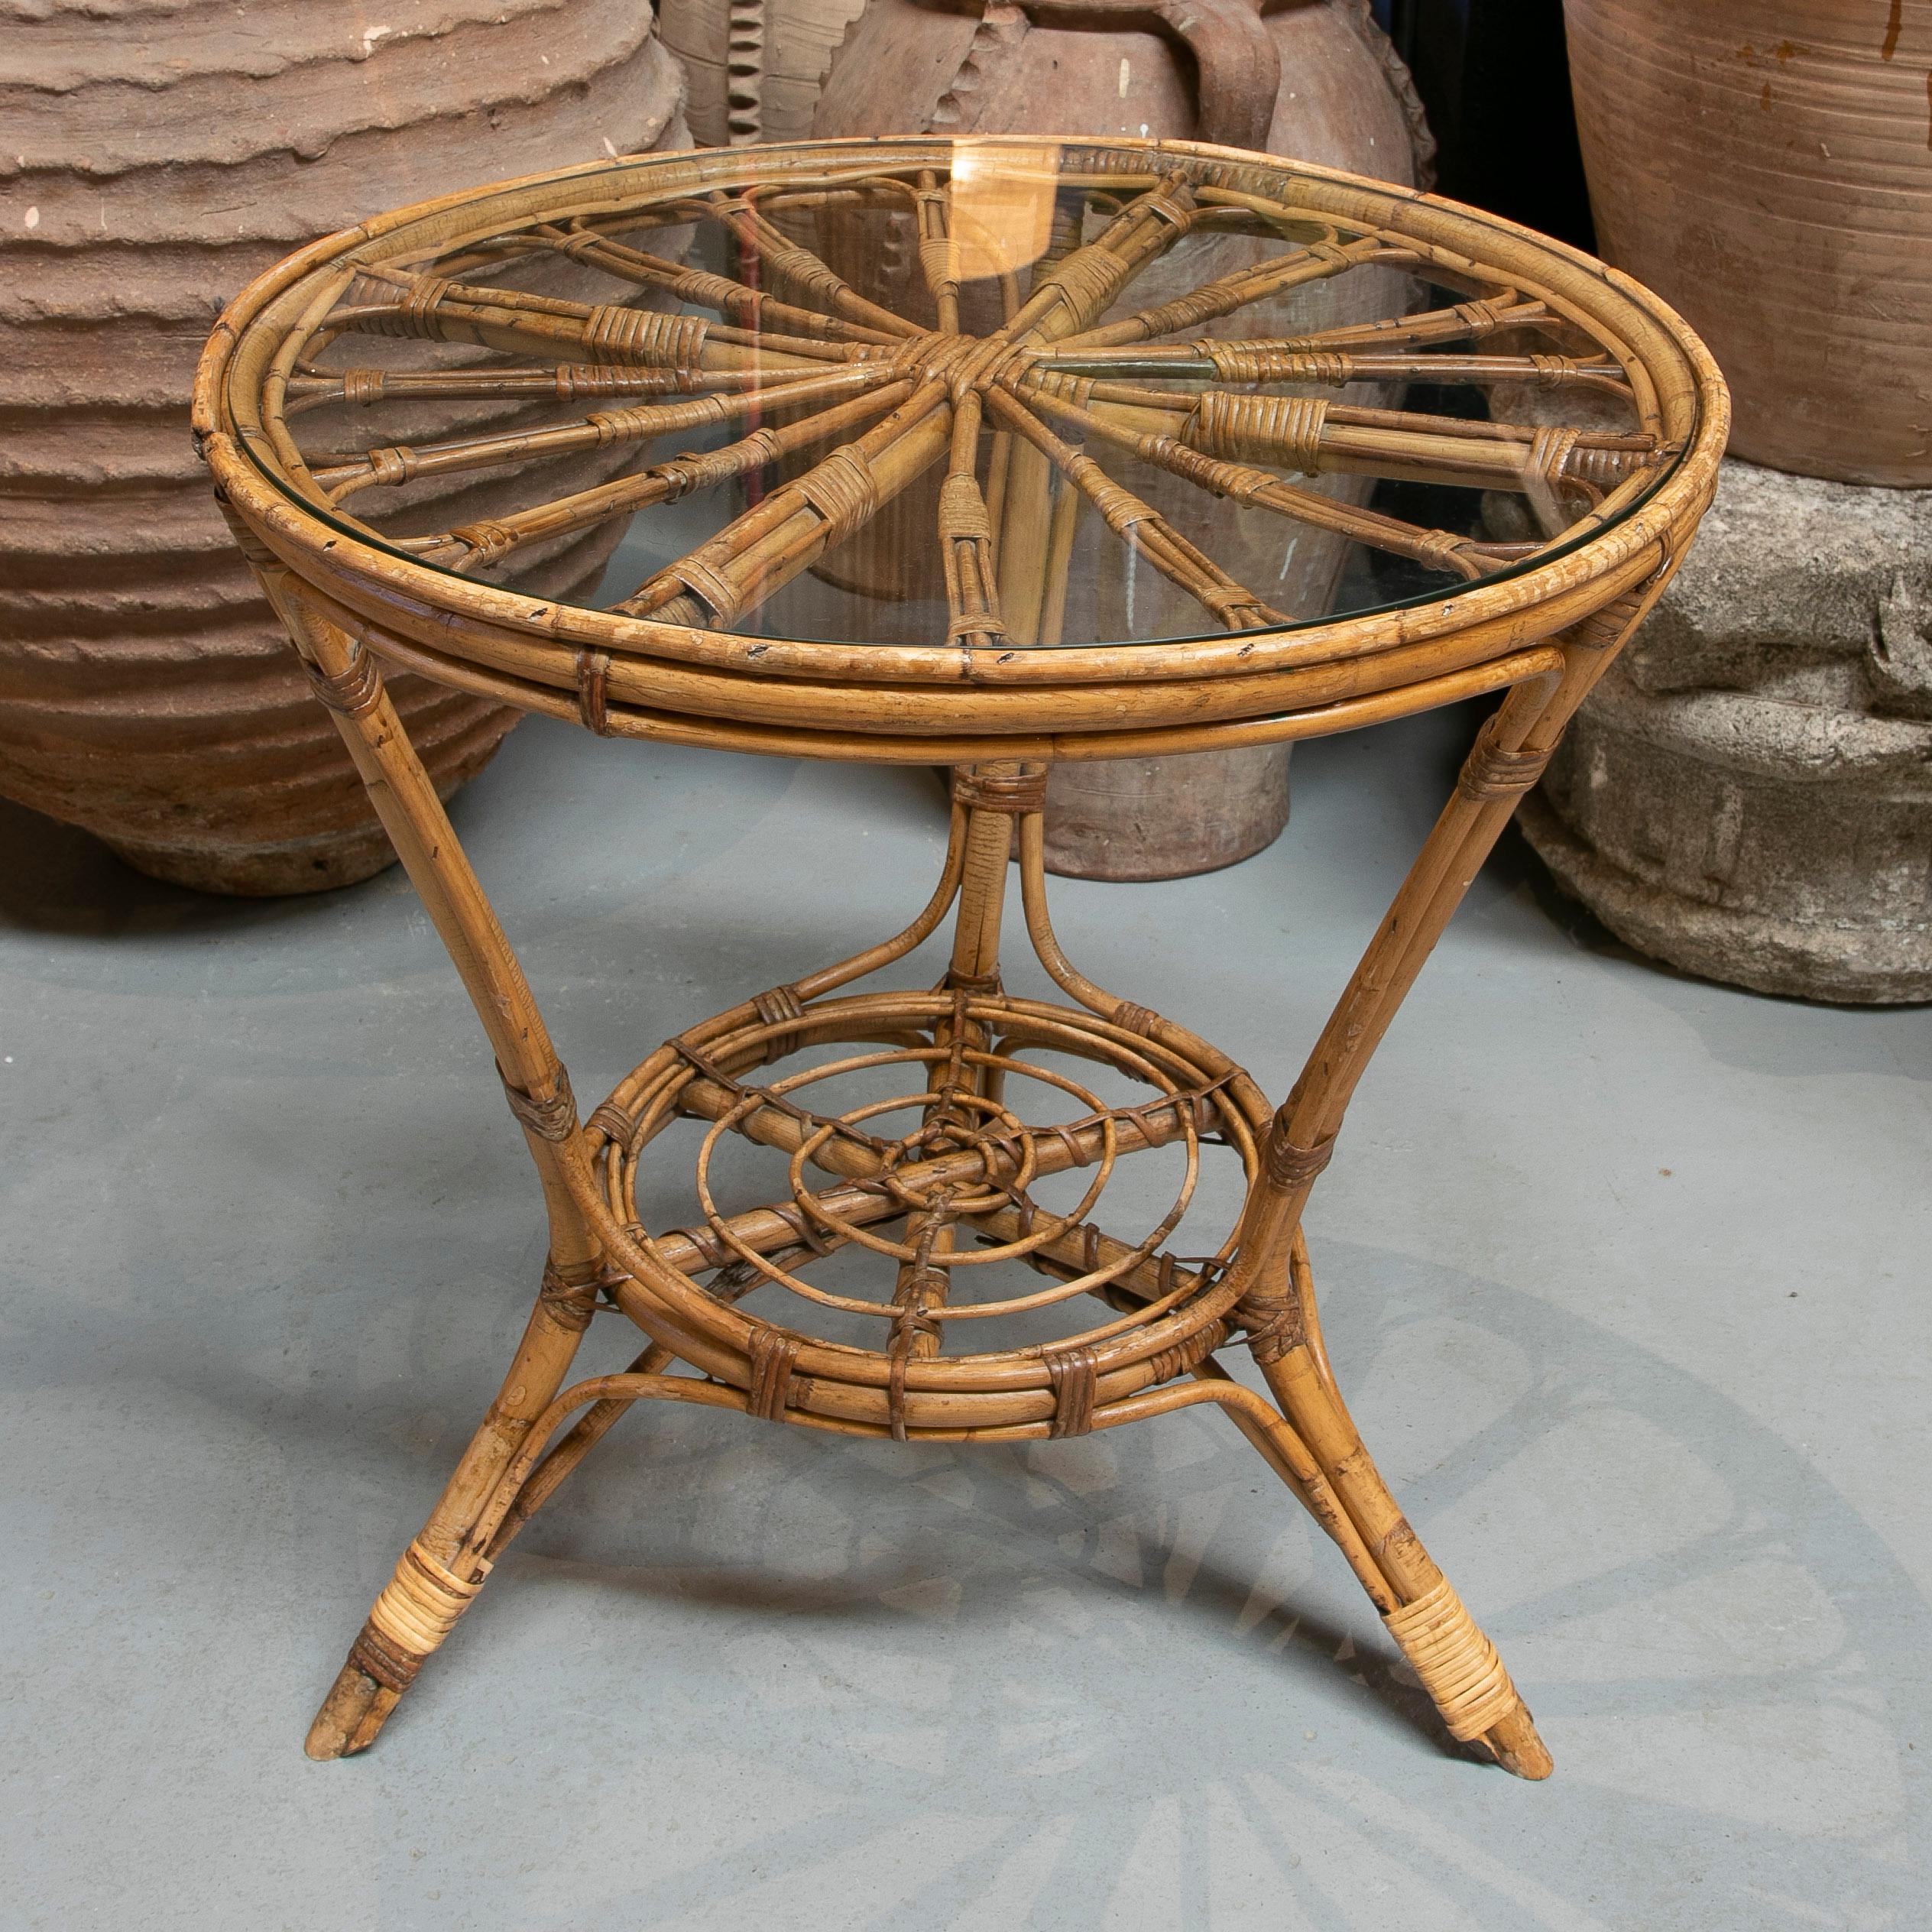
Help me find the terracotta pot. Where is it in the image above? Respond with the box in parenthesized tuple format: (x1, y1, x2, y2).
(807, 0, 1430, 876)
(659, 0, 874, 146)
(0, 0, 686, 894)
(1564, 0, 1932, 488)
(1039, 747, 1295, 880)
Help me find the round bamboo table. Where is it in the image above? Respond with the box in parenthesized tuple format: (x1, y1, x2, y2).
(194, 135, 1726, 1776)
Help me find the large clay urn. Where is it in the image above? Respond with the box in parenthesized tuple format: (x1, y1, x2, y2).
(0, 0, 686, 894)
(660, 0, 874, 146)
(1564, 0, 1932, 487)
(804, 0, 1431, 876)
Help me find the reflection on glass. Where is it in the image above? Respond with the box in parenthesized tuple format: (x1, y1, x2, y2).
(251, 141, 1680, 650)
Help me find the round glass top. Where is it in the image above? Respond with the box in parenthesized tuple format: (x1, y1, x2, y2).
(216, 137, 1700, 660)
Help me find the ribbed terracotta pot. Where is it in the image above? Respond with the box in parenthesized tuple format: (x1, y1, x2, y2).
(808, 0, 1431, 877)
(659, 0, 873, 146)
(1564, 0, 1932, 487)
(0, 0, 686, 894)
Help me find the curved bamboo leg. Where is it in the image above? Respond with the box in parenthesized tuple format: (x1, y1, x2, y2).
(1217, 584, 1681, 1777)
(1220, 669, 1577, 1776)
(304, 1258, 603, 1758)
(239, 574, 616, 1758)
(1250, 1241, 1550, 1777)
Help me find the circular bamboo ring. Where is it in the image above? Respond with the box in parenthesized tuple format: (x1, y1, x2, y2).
(581, 986, 1259, 1438)
(194, 136, 1728, 766)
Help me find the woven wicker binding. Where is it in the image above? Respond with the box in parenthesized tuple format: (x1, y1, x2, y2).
(1386, 1577, 1523, 1743)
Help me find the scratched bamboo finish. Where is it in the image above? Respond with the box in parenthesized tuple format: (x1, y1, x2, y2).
(195, 138, 1726, 1780)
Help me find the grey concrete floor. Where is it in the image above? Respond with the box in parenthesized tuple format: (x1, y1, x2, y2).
(3, 703, 1928, 1931)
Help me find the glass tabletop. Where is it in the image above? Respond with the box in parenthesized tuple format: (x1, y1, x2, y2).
(237, 137, 1688, 653)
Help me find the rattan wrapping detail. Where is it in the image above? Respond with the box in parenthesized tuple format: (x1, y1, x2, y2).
(747, 1328, 802, 1421)
(365, 1539, 488, 1665)
(952, 766, 1049, 814)
(664, 556, 747, 625)
(1143, 1318, 1230, 1388)
(1527, 425, 1584, 489)
(585, 1099, 638, 1150)
(582, 306, 709, 369)
(938, 472, 995, 545)
(501, 1066, 579, 1143)
(762, 238, 848, 304)
(1036, 246, 1138, 329)
(1457, 718, 1552, 802)
(448, 520, 519, 568)
(793, 446, 879, 546)
(1384, 1576, 1523, 1742)
(1190, 392, 1329, 474)
(537, 1259, 603, 1331)
(1264, 1123, 1335, 1188)
(303, 648, 384, 720)
(575, 647, 613, 736)
(752, 984, 807, 1026)
(1239, 1292, 1307, 1366)
(1047, 1347, 1101, 1437)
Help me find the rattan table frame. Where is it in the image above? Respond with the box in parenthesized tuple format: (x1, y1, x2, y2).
(193, 136, 1727, 1778)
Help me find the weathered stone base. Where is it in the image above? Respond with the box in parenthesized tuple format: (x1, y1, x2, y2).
(1520, 793, 1930, 1004)
(1515, 458, 1932, 1006)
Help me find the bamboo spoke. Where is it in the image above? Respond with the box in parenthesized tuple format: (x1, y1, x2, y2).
(1019, 378, 1512, 582)
(1025, 346, 1633, 402)
(612, 378, 954, 624)
(311, 365, 893, 502)
(1058, 233, 1399, 349)
(713, 193, 923, 340)
(283, 362, 817, 417)
(1227, 293, 1558, 358)
(414, 380, 915, 573)
(983, 383, 1290, 631)
(1003, 173, 1202, 345)
(1030, 296, 1558, 384)
(938, 389, 1007, 652)
(914, 170, 961, 336)
(1044, 384, 1657, 501)
(536, 221, 904, 347)
(332, 267, 835, 376)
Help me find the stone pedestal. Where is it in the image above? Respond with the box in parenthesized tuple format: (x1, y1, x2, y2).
(1519, 459, 1932, 1003)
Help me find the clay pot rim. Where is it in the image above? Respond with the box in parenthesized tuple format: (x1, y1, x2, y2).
(196, 134, 1730, 758)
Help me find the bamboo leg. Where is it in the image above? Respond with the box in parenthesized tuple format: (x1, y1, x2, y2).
(1249, 1247, 1552, 1777)
(942, 763, 1036, 993)
(305, 1263, 605, 1759)
(1224, 579, 1678, 1778)
(242, 573, 618, 1757)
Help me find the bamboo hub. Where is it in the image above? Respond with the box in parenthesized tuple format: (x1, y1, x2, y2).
(193, 137, 1728, 1781)
(594, 928, 1256, 1415)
